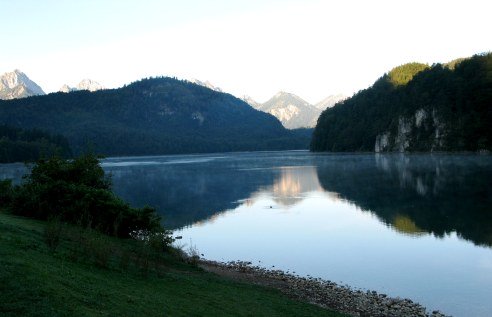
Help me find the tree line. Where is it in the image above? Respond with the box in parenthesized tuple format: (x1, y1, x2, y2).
(311, 53, 492, 152)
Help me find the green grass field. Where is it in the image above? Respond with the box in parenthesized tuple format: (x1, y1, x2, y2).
(0, 212, 346, 317)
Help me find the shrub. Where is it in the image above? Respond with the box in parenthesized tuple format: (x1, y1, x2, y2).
(10, 154, 163, 238)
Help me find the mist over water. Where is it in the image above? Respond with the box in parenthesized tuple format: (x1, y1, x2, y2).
(1, 151, 491, 316)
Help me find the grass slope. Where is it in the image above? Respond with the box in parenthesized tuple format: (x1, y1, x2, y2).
(0, 212, 345, 317)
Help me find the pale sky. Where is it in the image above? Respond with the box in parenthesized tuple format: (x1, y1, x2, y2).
(1, 0, 490, 103)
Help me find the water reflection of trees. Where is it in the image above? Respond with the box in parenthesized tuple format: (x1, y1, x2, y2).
(4, 153, 491, 247)
(108, 161, 278, 229)
(315, 154, 492, 247)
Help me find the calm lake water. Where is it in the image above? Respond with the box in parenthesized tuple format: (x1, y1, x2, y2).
(1, 151, 491, 317)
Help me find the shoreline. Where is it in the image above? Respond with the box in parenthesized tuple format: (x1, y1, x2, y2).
(199, 259, 449, 317)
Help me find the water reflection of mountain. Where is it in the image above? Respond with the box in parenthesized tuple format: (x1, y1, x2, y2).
(315, 154, 492, 247)
(251, 166, 324, 207)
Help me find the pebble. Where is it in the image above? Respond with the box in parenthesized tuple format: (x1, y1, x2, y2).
(199, 259, 452, 317)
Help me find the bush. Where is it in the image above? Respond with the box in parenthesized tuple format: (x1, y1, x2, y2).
(9, 154, 163, 238)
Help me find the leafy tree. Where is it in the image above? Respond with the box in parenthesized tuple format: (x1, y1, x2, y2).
(387, 63, 429, 86)
(9, 154, 162, 238)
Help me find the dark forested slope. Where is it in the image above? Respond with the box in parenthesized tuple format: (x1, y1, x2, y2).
(0, 125, 71, 163)
(311, 53, 492, 152)
(0, 77, 309, 156)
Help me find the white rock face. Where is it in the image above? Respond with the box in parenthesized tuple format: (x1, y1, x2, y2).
(240, 95, 262, 109)
(243, 92, 346, 129)
(414, 108, 427, 127)
(395, 117, 412, 152)
(59, 84, 73, 93)
(0, 69, 45, 99)
(314, 94, 347, 110)
(374, 108, 448, 152)
(432, 109, 445, 149)
(59, 79, 104, 93)
(77, 79, 104, 92)
(189, 79, 223, 92)
(259, 91, 321, 129)
(375, 132, 390, 152)
(270, 104, 301, 122)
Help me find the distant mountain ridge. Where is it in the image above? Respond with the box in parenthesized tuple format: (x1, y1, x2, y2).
(60, 79, 104, 92)
(0, 77, 310, 156)
(243, 92, 346, 129)
(258, 92, 320, 129)
(0, 70, 45, 100)
(314, 94, 347, 110)
(188, 79, 223, 92)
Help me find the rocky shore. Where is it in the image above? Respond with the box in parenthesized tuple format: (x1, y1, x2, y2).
(199, 260, 449, 317)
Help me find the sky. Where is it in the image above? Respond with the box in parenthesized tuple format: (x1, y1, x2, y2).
(1, 0, 490, 103)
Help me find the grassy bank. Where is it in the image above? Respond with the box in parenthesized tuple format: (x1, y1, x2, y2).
(0, 211, 346, 317)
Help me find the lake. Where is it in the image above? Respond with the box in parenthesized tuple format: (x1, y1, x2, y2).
(1, 151, 491, 316)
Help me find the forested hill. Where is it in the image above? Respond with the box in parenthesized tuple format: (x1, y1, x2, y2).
(311, 53, 492, 152)
(0, 125, 72, 163)
(0, 77, 309, 156)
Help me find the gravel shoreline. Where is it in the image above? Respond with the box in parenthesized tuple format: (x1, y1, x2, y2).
(198, 260, 450, 317)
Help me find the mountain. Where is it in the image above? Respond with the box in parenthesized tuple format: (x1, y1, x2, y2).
(188, 79, 223, 92)
(311, 53, 492, 152)
(60, 79, 104, 92)
(0, 77, 310, 156)
(240, 95, 262, 109)
(0, 70, 45, 100)
(243, 92, 346, 129)
(314, 94, 347, 111)
(255, 92, 321, 129)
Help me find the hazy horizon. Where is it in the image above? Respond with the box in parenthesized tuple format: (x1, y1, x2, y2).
(1, 0, 490, 103)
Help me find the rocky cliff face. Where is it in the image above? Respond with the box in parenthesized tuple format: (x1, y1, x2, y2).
(0, 70, 45, 100)
(188, 79, 223, 92)
(60, 79, 104, 92)
(312, 53, 492, 153)
(243, 92, 346, 129)
(375, 108, 447, 152)
(260, 92, 321, 129)
(240, 95, 262, 109)
(314, 94, 347, 111)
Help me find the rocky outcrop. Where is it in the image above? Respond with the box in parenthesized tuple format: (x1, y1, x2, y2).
(257, 92, 321, 129)
(374, 108, 449, 152)
(188, 79, 223, 92)
(59, 79, 104, 93)
(243, 92, 346, 129)
(314, 94, 347, 111)
(0, 70, 45, 100)
(374, 132, 390, 153)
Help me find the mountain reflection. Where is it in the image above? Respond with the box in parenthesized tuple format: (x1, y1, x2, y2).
(255, 166, 324, 207)
(2, 152, 490, 247)
(315, 154, 492, 247)
(108, 161, 325, 228)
